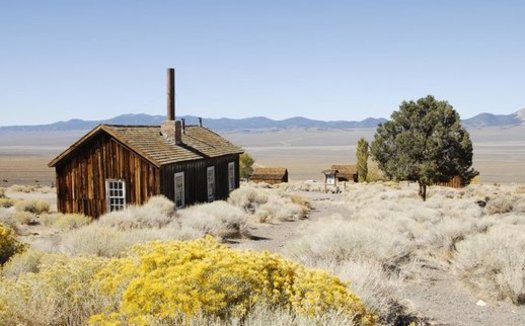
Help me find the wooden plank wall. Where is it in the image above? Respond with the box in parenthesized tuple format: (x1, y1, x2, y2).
(55, 133, 160, 217)
(160, 154, 240, 205)
(434, 175, 465, 188)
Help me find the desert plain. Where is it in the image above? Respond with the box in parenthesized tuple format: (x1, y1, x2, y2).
(1, 125, 525, 185)
(1, 126, 525, 325)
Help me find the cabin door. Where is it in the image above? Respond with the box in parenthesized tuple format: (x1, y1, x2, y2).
(174, 172, 185, 208)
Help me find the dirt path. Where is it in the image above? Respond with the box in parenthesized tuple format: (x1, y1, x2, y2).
(234, 191, 347, 252)
(401, 270, 525, 326)
(233, 190, 525, 326)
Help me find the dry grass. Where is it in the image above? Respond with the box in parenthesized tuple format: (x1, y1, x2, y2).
(39, 213, 91, 230)
(5, 179, 525, 325)
(178, 201, 248, 239)
(0, 207, 18, 232)
(14, 199, 50, 214)
(97, 195, 175, 230)
(284, 181, 525, 316)
(0, 198, 16, 208)
(13, 211, 34, 225)
(47, 196, 253, 257)
(454, 223, 525, 304)
(0, 248, 51, 279)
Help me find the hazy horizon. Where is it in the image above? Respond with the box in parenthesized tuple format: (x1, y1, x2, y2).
(1, 1, 524, 126)
(1, 108, 524, 128)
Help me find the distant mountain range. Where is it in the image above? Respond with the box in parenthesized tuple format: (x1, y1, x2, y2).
(1, 109, 524, 132)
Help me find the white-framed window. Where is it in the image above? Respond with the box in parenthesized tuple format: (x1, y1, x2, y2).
(228, 162, 235, 192)
(207, 166, 215, 201)
(174, 172, 185, 208)
(105, 179, 126, 212)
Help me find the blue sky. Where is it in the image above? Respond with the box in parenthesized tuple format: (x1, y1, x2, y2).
(1, 0, 524, 126)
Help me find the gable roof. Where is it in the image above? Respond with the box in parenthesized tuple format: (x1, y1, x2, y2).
(49, 124, 243, 167)
(330, 164, 357, 180)
(250, 167, 288, 180)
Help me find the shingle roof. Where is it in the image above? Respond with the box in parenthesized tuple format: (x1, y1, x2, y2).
(49, 124, 243, 167)
(330, 164, 357, 179)
(250, 167, 288, 180)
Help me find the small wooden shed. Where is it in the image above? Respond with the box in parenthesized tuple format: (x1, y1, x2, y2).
(250, 167, 288, 184)
(330, 164, 358, 182)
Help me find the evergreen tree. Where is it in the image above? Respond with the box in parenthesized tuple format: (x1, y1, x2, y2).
(239, 152, 255, 179)
(356, 138, 369, 182)
(370, 95, 478, 200)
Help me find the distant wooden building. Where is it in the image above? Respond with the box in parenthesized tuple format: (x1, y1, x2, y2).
(330, 164, 358, 182)
(48, 69, 243, 217)
(433, 175, 469, 188)
(250, 167, 288, 184)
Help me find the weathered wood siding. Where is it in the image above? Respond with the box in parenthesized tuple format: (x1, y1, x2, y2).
(55, 133, 160, 217)
(434, 175, 465, 189)
(160, 154, 240, 205)
(251, 175, 288, 185)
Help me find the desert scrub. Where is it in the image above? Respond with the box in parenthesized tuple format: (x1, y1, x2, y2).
(0, 197, 16, 208)
(286, 216, 412, 272)
(178, 201, 248, 239)
(13, 211, 35, 225)
(1, 248, 46, 278)
(59, 224, 134, 257)
(14, 199, 50, 214)
(89, 237, 374, 325)
(229, 185, 310, 223)
(0, 224, 26, 265)
(454, 224, 525, 305)
(8, 184, 36, 193)
(228, 185, 269, 213)
(0, 207, 18, 232)
(97, 195, 175, 230)
(0, 254, 108, 325)
(0, 187, 5, 198)
(40, 212, 91, 230)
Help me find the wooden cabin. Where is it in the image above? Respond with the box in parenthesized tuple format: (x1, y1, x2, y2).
(250, 167, 288, 184)
(330, 164, 358, 182)
(48, 69, 243, 217)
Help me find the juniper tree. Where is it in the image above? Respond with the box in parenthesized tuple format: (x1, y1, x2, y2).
(356, 138, 369, 182)
(239, 152, 255, 179)
(370, 95, 478, 200)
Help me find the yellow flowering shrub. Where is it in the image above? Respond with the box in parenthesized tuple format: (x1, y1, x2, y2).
(90, 236, 374, 325)
(0, 224, 26, 265)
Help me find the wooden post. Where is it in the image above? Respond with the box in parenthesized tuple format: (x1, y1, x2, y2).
(167, 68, 175, 121)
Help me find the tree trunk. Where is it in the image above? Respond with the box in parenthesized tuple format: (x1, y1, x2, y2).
(418, 181, 427, 201)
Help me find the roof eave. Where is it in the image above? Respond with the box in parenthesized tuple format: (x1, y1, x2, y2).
(48, 124, 162, 168)
(48, 125, 105, 167)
